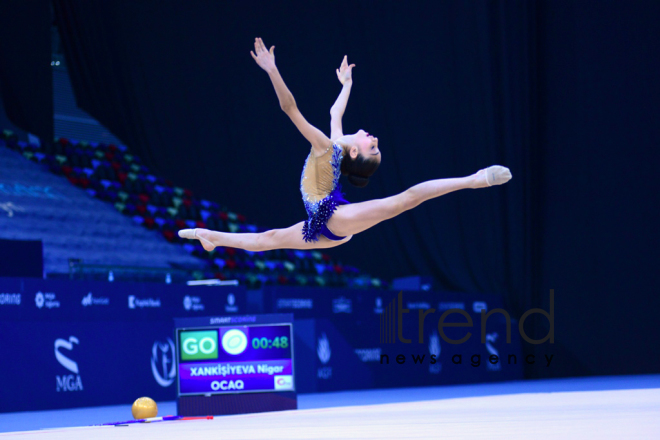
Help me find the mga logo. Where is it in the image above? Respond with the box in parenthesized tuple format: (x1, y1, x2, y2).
(224, 293, 238, 313)
(374, 297, 383, 314)
(485, 332, 501, 371)
(151, 338, 176, 387)
(55, 336, 83, 392)
(317, 332, 332, 380)
(180, 330, 219, 361)
(428, 331, 442, 374)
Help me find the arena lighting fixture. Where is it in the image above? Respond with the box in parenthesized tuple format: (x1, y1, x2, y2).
(186, 279, 239, 286)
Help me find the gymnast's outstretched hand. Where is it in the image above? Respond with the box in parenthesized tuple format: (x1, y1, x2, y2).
(336, 55, 355, 85)
(250, 37, 276, 73)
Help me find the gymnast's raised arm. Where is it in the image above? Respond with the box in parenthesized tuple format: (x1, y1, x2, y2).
(251, 38, 332, 155)
(330, 55, 355, 141)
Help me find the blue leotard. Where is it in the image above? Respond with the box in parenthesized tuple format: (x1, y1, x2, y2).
(299, 143, 350, 242)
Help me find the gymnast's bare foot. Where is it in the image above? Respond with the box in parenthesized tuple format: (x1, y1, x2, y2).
(472, 165, 512, 189)
(178, 228, 216, 252)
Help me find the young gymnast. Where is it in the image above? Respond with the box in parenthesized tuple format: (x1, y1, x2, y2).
(178, 37, 512, 252)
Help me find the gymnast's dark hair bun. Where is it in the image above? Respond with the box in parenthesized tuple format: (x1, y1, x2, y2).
(347, 174, 370, 188)
(340, 152, 380, 188)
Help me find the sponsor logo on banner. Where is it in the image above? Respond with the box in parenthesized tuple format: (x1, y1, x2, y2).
(221, 329, 248, 355)
(317, 332, 332, 379)
(81, 292, 109, 307)
(36, 291, 60, 309)
(180, 330, 219, 361)
(428, 331, 442, 374)
(274, 375, 293, 390)
(438, 302, 465, 310)
(276, 298, 313, 310)
(151, 338, 176, 387)
(0, 293, 21, 305)
(224, 293, 238, 313)
(472, 301, 487, 313)
(332, 296, 352, 314)
(354, 348, 381, 362)
(374, 297, 383, 314)
(55, 336, 83, 392)
(406, 301, 431, 310)
(128, 295, 161, 309)
(183, 295, 205, 311)
(485, 332, 502, 371)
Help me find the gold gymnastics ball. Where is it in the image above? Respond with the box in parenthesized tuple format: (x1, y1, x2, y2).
(131, 397, 158, 419)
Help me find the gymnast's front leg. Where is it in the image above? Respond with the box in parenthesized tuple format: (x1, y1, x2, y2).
(178, 222, 350, 252)
(326, 165, 512, 238)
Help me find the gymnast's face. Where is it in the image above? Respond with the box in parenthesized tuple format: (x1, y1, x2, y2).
(350, 129, 381, 162)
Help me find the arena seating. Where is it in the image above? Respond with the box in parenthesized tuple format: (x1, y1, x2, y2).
(1, 130, 383, 288)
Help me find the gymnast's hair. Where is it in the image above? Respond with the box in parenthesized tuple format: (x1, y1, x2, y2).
(340, 152, 380, 188)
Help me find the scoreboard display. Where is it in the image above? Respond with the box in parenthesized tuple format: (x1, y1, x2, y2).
(176, 322, 294, 396)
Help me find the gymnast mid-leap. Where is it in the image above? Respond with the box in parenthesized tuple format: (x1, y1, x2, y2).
(178, 38, 512, 251)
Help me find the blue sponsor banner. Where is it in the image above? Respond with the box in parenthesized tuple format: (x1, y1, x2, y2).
(0, 277, 246, 322)
(0, 279, 522, 412)
(0, 277, 247, 413)
(0, 320, 174, 412)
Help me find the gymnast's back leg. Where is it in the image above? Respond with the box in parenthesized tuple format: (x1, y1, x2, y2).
(179, 221, 351, 252)
(326, 166, 511, 238)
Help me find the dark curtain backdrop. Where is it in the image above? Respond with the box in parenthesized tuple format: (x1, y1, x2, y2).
(0, 0, 53, 143)
(536, 1, 660, 377)
(51, 0, 660, 378)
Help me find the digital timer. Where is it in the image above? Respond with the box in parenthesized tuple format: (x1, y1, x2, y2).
(251, 336, 289, 350)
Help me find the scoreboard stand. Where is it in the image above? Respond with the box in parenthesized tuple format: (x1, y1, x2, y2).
(178, 391, 297, 416)
(174, 314, 297, 416)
